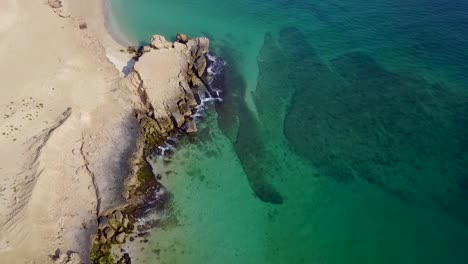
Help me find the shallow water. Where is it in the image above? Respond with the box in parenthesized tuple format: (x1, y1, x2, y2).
(109, 0, 468, 263)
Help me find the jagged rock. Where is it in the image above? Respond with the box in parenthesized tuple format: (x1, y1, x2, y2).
(188, 72, 201, 87)
(171, 112, 185, 128)
(178, 101, 192, 117)
(186, 120, 197, 133)
(150, 35, 172, 49)
(188, 37, 210, 77)
(195, 56, 207, 77)
(176, 33, 189, 44)
(104, 227, 115, 241)
(113, 210, 124, 224)
(115, 233, 126, 244)
(97, 216, 108, 230)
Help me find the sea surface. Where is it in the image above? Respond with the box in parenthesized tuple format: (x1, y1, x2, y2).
(109, 0, 468, 263)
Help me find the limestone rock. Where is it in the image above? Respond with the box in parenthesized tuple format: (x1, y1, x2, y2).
(150, 35, 172, 50)
(115, 233, 126, 244)
(186, 120, 197, 133)
(104, 227, 115, 241)
(97, 216, 108, 230)
(171, 112, 185, 128)
(176, 33, 189, 44)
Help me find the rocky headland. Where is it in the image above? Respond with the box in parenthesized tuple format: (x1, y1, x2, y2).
(90, 34, 210, 264)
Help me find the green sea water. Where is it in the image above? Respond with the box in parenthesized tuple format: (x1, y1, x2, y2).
(109, 0, 468, 263)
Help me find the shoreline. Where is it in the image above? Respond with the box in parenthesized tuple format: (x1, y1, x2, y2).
(0, 0, 211, 262)
(0, 0, 138, 262)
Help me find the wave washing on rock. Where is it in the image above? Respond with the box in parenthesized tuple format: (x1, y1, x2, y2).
(151, 52, 225, 158)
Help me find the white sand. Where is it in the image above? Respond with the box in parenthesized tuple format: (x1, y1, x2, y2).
(0, 0, 137, 263)
(0, 1, 210, 262)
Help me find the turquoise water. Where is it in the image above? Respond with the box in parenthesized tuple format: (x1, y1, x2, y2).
(109, 0, 468, 263)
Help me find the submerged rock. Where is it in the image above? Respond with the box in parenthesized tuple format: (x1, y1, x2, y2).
(185, 120, 197, 133)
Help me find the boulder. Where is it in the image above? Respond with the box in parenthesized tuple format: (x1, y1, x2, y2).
(113, 210, 124, 224)
(104, 227, 115, 241)
(115, 233, 126, 244)
(150, 35, 172, 50)
(97, 216, 108, 230)
(185, 120, 197, 133)
(171, 112, 185, 128)
(122, 216, 129, 229)
(176, 33, 189, 44)
(108, 214, 119, 230)
(98, 234, 107, 244)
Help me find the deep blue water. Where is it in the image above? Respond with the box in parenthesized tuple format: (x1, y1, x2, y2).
(109, 0, 468, 263)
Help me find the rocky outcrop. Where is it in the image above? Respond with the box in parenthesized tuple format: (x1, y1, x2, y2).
(91, 34, 210, 263)
(124, 34, 209, 154)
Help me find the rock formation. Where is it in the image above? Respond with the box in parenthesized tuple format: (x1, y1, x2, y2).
(91, 34, 210, 263)
(123, 34, 209, 153)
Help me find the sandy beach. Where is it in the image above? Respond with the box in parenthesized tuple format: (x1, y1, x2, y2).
(0, 0, 211, 262)
(0, 0, 136, 263)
